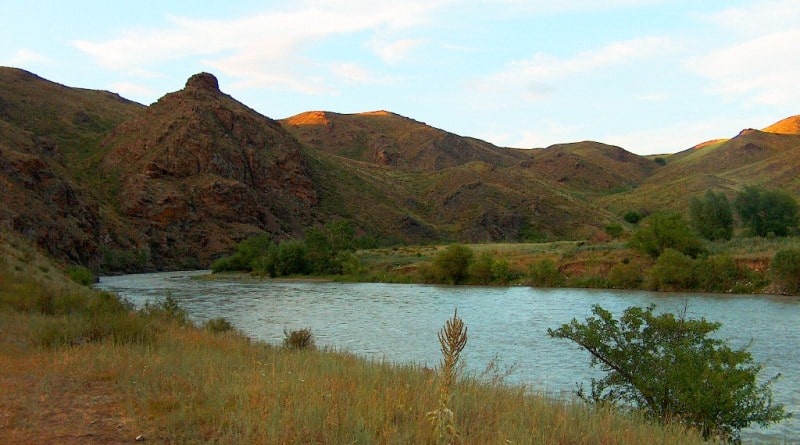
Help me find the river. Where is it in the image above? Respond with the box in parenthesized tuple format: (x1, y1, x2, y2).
(97, 271, 800, 443)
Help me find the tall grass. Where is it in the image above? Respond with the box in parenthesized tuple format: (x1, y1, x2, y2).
(0, 232, 707, 444)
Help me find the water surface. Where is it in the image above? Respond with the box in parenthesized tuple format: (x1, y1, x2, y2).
(97, 271, 800, 442)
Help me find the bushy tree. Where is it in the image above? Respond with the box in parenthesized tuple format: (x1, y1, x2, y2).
(734, 186, 798, 237)
(432, 244, 474, 284)
(527, 258, 565, 287)
(211, 233, 272, 272)
(629, 212, 704, 259)
(645, 248, 695, 291)
(770, 248, 800, 295)
(548, 304, 787, 442)
(690, 190, 733, 241)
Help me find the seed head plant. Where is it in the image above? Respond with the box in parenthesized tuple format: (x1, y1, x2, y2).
(428, 309, 467, 444)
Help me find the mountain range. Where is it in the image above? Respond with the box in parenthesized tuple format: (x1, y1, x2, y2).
(1, 67, 798, 271)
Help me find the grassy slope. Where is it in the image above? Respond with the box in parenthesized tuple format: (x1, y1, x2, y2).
(0, 231, 706, 444)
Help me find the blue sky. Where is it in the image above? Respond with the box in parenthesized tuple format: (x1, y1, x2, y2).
(3, 0, 799, 154)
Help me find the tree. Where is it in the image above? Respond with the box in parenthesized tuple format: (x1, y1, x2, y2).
(628, 212, 704, 258)
(432, 245, 474, 284)
(690, 190, 733, 241)
(734, 186, 798, 237)
(548, 304, 787, 442)
(770, 248, 800, 295)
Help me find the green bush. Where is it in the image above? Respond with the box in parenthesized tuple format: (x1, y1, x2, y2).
(527, 259, 565, 287)
(693, 254, 740, 293)
(549, 304, 788, 442)
(140, 293, 190, 326)
(735, 185, 799, 237)
(203, 317, 235, 334)
(629, 212, 704, 259)
(608, 260, 643, 289)
(604, 223, 624, 239)
(431, 245, 474, 285)
(645, 248, 695, 291)
(770, 248, 800, 295)
(690, 190, 733, 241)
(624, 211, 642, 224)
(283, 328, 315, 350)
(65, 265, 95, 285)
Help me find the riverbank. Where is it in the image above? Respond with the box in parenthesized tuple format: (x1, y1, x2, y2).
(0, 234, 707, 443)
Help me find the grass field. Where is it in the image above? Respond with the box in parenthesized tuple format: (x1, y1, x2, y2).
(0, 231, 708, 444)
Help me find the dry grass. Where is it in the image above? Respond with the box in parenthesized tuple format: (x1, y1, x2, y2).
(0, 233, 708, 444)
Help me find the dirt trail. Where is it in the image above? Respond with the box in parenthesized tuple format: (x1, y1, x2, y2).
(0, 350, 145, 444)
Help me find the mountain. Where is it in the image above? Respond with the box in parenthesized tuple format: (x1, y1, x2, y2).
(282, 110, 522, 170)
(600, 123, 800, 213)
(99, 73, 318, 267)
(1, 67, 799, 271)
(0, 67, 143, 267)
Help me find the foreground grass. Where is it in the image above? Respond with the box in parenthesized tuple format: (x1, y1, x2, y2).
(0, 233, 708, 444)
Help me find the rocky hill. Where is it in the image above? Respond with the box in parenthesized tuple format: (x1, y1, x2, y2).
(1, 67, 798, 271)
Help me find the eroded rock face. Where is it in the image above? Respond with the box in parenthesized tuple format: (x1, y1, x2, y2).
(101, 73, 318, 267)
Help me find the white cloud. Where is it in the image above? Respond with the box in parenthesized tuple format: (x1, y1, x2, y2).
(2, 48, 50, 67)
(477, 36, 674, 99)
(330, 62, 373, 84)
(72, 1, 445, 93)
(688, 29, 800, 106)
(107, 82, 158, 103)
(370, 38, 425, 64)
(705, 0, 800, 36)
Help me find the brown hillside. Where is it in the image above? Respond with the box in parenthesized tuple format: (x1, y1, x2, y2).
(0, 67, 144, 267)
(763, 115, 800, 135)
(100, 73, 317, 267)
(519, 141, 659, 194)
(282, 110, 522, 170)
(600, 127, 800, 213)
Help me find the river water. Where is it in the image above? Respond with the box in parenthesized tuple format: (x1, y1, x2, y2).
(97, 271, 800, 443)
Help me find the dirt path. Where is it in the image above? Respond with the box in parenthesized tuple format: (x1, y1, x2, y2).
(0, 349, 147, 444)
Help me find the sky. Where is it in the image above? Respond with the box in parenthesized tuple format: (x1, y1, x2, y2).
(2, 0, 799, 155)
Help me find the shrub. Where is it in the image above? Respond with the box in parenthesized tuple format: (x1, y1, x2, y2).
(770, 248, 800, 295)
(693, 254, 740, 293)
(735, 185, 799, 237)
(690, 190, 733, 241)
(604, 223, 624, 238)
(432, 245, 474, 285)
(549, 304, 788, 442)
(527, 259, 565, 287)
(140, 293, 190, 326)
(645, 248, 695, 291)
(608, 260, 643, 289)
(624, 211, 642, 224)
(203, 317, 235, 334)
(629, 212, 704, 259)
(468, 252, 494, 284)
(65, 265, 95, 285)
(283, 328, 315, 350)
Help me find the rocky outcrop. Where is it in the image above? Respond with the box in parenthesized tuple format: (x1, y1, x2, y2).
(100, 73, 318, 267)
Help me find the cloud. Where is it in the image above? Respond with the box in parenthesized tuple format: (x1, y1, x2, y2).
(72, 1, 445, 93)
(370, 38, 425, 64)
(107, 81, 158, 103)
(686, 1, 800, 106)
(477, 36, 674, 99)
(2, 48, 50, 67)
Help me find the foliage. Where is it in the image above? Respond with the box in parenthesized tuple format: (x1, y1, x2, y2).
(629, 212, 704, 259)
(624, 211, 643, 224)
(528, 258, 565, 287)
(202, 317, 235, 334)
(210, 233, 272, 273)
(65, 265, 95, 285)
(467, 252, 518, 285)
(653, 157, 667, 166)
(604, 223, 624, 239)
(690, 190, 733, 241)
(770, 248, 800, 295)
(428, 309, 467, 444)
(608, 260, 643, 289)
(734, 185, 799, 237)
(431, 244, 474, 285)
(254, 240, 308, 277)
(140, 293, 190, 327)
(283, 328, 315, 350)
(645, 249, 695, 291)
(693, 254, 741, 293)
(548, 304, 787, 442)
